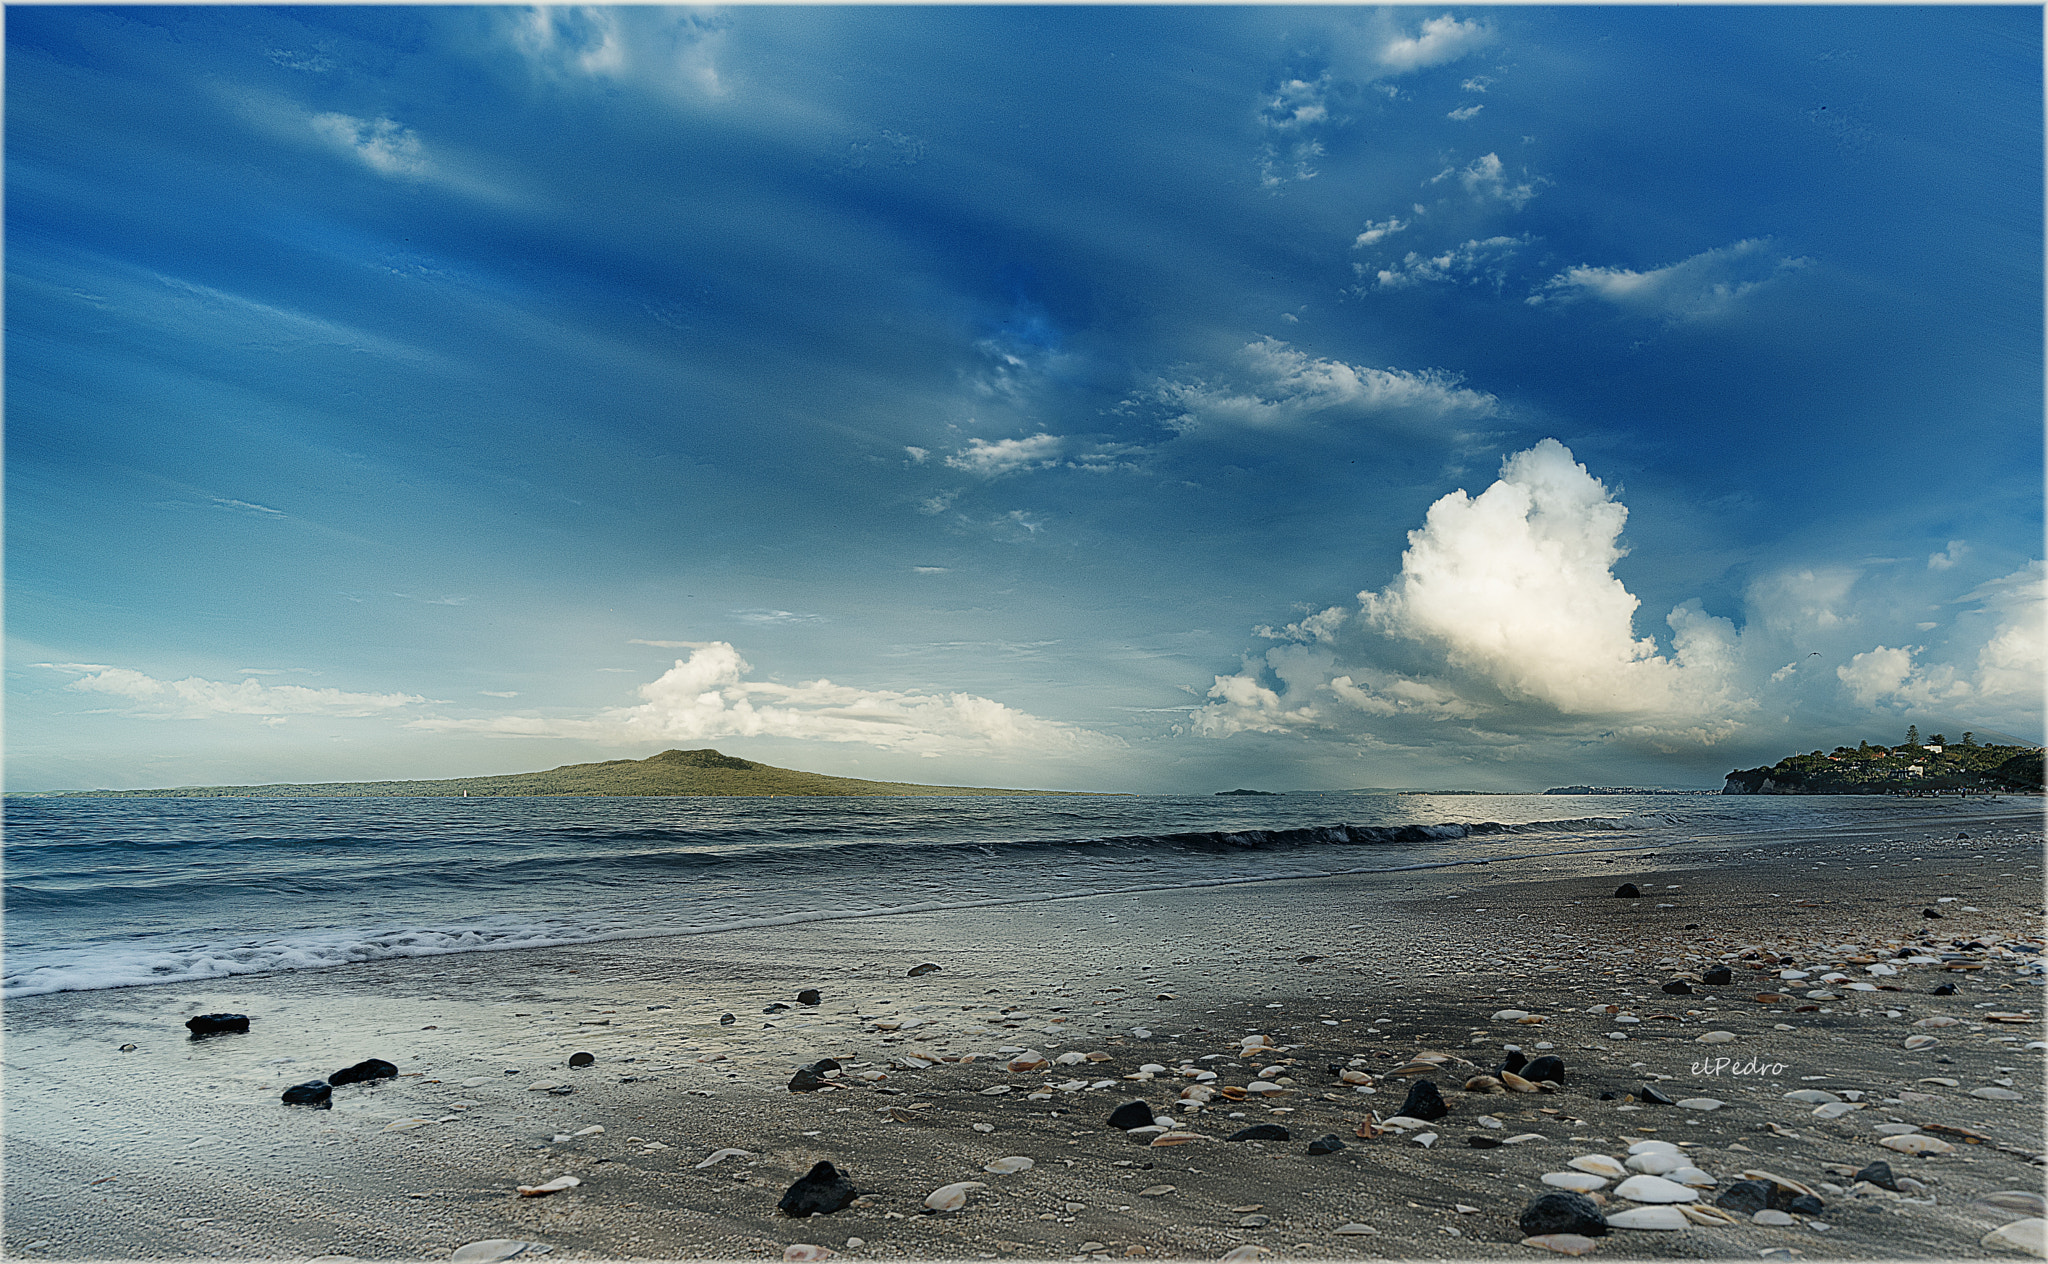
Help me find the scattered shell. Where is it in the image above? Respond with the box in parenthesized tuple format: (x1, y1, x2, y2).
(1671, 1168, 1717, 1188)
(1412, 1133, 1438, 1148)
(1520, 1234, 1599, 1256)
(1614, 1175, 1696, 1204)
(383, 1119, 433, 1132)
(516, 1176, 581, 1197)
(450, 1240, 548, 1264)
(1606, 1206, 1689, 1230)
(1784, 1089, 1841, 1104)
(1568, 1155, 1627, 1178)
(1541, 1172, 1609, 1193)
(1813, 1102, 1863, 1119)
(1914, 1016, 1959, 1029)
(1696, 1031, 1737, 1044)
(1492, 1010, 1531, 1021)
(1973, 1087, 2024, 1101)
(979, 1086, 1012, 1096)
(1503, 1133, 1546, 1145)
(1626, 1140, 1680, 1155)
(1331, 1224, 1379, 1236)
(1463, 1075, 1507, 1094)
(1981, 1219, 2047, 1256)
(783, 1246, 836, 1262)
(1879, 1135, 1955, 1156)
(1149, 1131, 1204, 1147)
(1918, 1077, 1961, 1087)
(1137, 1184, 1176, 1197)
(1244, 1082, 1286, 1096)
(924, 1182, 985, 1212)
(1872, 1124, 1921, 1137)
(1903, 1035, 1940, 1051)
(1680, 1205, 1737, 1226)
(1502, 1072, 1541, 1094)
(1626, 1152, 1684, 1175)
(696, 1148, 752, 1169)
(984, 1156, 1034, 1174)
(1219, 1248, 1273, 1261)
(1752, 1209, 1796, 1227)
(1676, 1098, 1723, 1111)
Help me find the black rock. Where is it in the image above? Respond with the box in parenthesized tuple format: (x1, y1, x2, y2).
(1661, 979, 1693, 995)
(908, 962, 942, 977)
(1106, 1100, 1156, 1131)
(764, 1003, 792, 1014)
(1304, 1134, 1347, 1155)
(1523, 1055, 1566, 1085)
(1702, 966, 1733, 986)
(1853, 1161, 1900, 1191)
(1715, 1180, 1772, 1215)
(1398, 1079, 1448, 1121)
(1614, 883, 1642, 899)
(1638, 1084, 1675, 1105)
(719, 1012, 737, 1025)
(1932, 982, 1956, 996)
(1597, 1091, 1617, 1101)
(1923, 908, 1943, 919)
(1684, 924, 1699, 930)
(806, 1057, 842, 1073)
(568, 1051, 595, 1068)
(329, 1058, 398, 1087)
(185, 1013, 250, 1037)
(1227, 1124, 1291, 1142)
(1786, 1194, 1826, 1215)
(1497, 1049, 1528, 1075)
(281, 1080, 332, 1109)
(789, 1067, 829, 1092)
(779, 1161, 858, 1217)
(797, 989, 822, 1006)
(1468, 1134, 1503, 1149)
(1518, 1192, 1607, 1237)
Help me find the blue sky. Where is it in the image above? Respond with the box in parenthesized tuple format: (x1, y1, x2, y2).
(7, 5, 2042, 793)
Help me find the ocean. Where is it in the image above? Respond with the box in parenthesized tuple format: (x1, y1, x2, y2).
(0, 791, 1991, 999)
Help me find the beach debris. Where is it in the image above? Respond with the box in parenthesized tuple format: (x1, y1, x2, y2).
(1150, 1131, 1204, 1147)
(1331, 1223, 1378, 1235)
(1702, 967, 1733, 985)
(983, 1156, 1033, 1174)
(1218, 1247, 1272, 1261)
(782, 1162, 859, 1217)
(1852, 1162, 1900, 1191)
(1398, 1080, 1449, 1121)
(1463, 1075, 1507, 1094)
(567, 1052, 595, 1068)
(1662, 980, 1693, 994)
(908, 962, 942, 977)
(696, 1148, 753, 1169)
(1569, 1155, 1627, 1178)
(1879, 1134, 1955, 1156)
(1903, 1035, 1940, 1051)
(1542, 1173, 1609, 1193)
(797, 989, 822, 1005)
(1914, 1016, 1959, 1028)
(1751, 1209, 1796, 1227)
(1973, 1087, 2024, 1100)
(1680, 1204, 1737, 1226)
(118, 1043, 138, 1052)
(1519, 1192, 1608, 1237)
(450, 1239, 551, 1263)
(1783, 1089, 1840, 1104)
(1519, 1233, 1599, 1255)
(1237, 1215, 1271, 1228)
(1715, 1181, 1773, 1215)
(1107, 1101, 1155, 1130)
(1696, 1031, 1737, 1044)
(783, 1245, 835, 1262)
(1606, 1206, 1688, 1230)
(1627, 1141, 1679, 1156)
(720, 1013, 736, 1025)
(1981, 1219, 2048, 1256)
(1637, 1085, 1675, 1106)
(185, 1013, 249, 1037)
(1614, 1175, 1695, 1204)
(1305, 1134, 1347, 1155)
(1615, 884, 1641, 898)
(1227, 1124, 1290, 1142)
(280, 1081, 332, 1109)
(1676, 1097, 1724, 1111)
(789, 1068, 830, 1093)
(1138, 1184, 1175, 1197)
(516, 1176, 580, 1197)
(1979, 1193, 2048, 1216)
(1626, 1152, 1683, 1175)
(1813, 1102, 1862, 1120)
(1525, 1056, 1567, 1084)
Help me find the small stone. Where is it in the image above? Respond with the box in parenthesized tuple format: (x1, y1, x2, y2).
(1398, 1079, 1448, 1121)
(1524, 1056, 1567, 1084)
(1519, 1192, 1608, 1237)
(118, 1043, 138, 1052)
(1903, 1035, 1939, 1050)
(1615, 884, 1641, 899)
(1227, 1124, 1290, 1142)
(1751, 1209, 1795, 1226)
(1304, 1134, 1347, 1155)
(1638, 1085, 1675, 1106)
(1785, 1195, 1825, 1216)
(1661, 980, 1693, 995)
(1973, 1087, 2024, 1100)
(783, 1245, 835, 1262)
(790, 1068, 830, 1093)
(797, 989, 822, 1005)
(185, 1013, 250, 1037)
(1852, 1161, 1899, 1190)
(1982, 1219, 2048, 1256)
(1469, 1135, 1503, 1149)
(1606, 1206, 1688, 1230)
(1702, 967, 1733, 985)
(1715, 1181, 1772, 1215)
(516, 1176, 580, 1197)
(720, 1013, 736, 1025)
(1979, 1193, 2048, 1216)
(1107, 1101, 1154, 1130)
(281, 1081, 332, 1109)
(1932, 982, 1957, 995)
(329, 1058, 399, 1087)
(908, 962, 942, 977)
(1137, 1184, 1175, 1197)
(1237, 1214, 1271, 1228)
(1520, 1233, 1599, 1255)
(782, 1162, 859, 1217)
(567, 1052, 595, 1068)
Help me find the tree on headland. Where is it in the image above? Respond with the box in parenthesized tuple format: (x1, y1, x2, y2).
(1906, 725, 1920, 747)
(1962, 732, 1975, 747)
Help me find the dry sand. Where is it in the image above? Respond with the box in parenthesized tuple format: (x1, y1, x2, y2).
(5, 799, 2042, 1262)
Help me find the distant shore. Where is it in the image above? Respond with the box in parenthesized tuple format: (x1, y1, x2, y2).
(5, 800, 2041, 1261)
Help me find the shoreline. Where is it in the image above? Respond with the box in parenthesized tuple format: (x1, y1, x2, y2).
(4, 801, 2042, 1261)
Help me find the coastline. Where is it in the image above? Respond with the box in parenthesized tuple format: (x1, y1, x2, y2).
(4, 800, 2042, 1262)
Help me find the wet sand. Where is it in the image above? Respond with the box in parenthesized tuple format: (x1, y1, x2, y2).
(4, 799, 2042, 1262)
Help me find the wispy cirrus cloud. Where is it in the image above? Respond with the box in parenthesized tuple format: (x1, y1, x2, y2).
(946, 433, 1065, 477)
(1138, 337, 1499, 436)
(41, 664, 424, 720)
(1368, 235, 1527, 291)
(1531, 238, 1809, 321)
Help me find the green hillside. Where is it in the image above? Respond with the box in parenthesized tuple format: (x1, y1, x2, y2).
(37, 748, 1103, 799)
(1724, 733, 2042, 795)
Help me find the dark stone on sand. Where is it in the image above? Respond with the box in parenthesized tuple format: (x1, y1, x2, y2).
(1598, 1091, 1617, 1101)
(764, 1003, 791, 1014)
(1932, 983, 1957, 996)
(1614, 883, 1641, 899)
(1854, 1161, 1900, 1191)
(1923, 908, 1943, 919)
(1227, 1124, 1291, 1142)
(788, 1067, 829, 1092)
(779, 1161, 857, 1217)
(1304, 1134, 1347, 1155)
(1702, 966, 1733, 985)
(568, 1051, 595, 1068)
(1519, 1192, 1607, 1237)
(1786, 1194, 1825, 1215)
(1107, 1100, 1156, 1131)
(806, 1057, 841, 1073)
(329, 1059, 398, 1087)
(1498, 1049, 1528, 1075)
(1661, 980, 1693, 995)
(186, 1013, 250, 1037)
(1523, 1055, 1566, 1085)
(1638, 1084, 1675, 1105)
(797, 989, 822, 1005)
(1715, 1181, 1772, 1215)
(281, 1080, 332, 1108)
(1468, 1135, 1502, 1149)
(1398, 1079, 1448, 1121)
(720, 1013, 736, 1024)
(908, 962, 942, 977)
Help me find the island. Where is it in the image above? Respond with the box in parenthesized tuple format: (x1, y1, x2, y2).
(1215, 788, 1277, 796)
(27, 747, 1106, 799)
(1723, 732, 2043, 795)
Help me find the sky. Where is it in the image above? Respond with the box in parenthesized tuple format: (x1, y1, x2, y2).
(6, 5, 2043, 794)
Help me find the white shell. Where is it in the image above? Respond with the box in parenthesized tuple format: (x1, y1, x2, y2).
(695, 1148, 752, 1169)
(1568, 1155, 1627, 1177)
(1492, 1010, 1531, 1021)
(1981, 1219, 2048, 1255)
(1752, 1209, 1795, 1226)
(1844, 982, 1879, 991)
(924, 1181, 986, 1211)
(1903, 1035, 1940, 1050)
(1915, 1016, 1959, 1028)
(1606, 1206, 1689, 1230)
(1245, 1081, 1286, 1095)
(451, 1242, 543, 1264)
(1872, 1123, 1921, 1137)
(1671, 1167, 1717, 1187)
(1784, 1089, 1840, 1104)
(1972, 1087, 2024, 1101)
(1676, 1098, 1724, 1111)
(1696, 1031, 1737, 1044)
(1879, 1134, 1955, 1156)
(515, 1175, 580, 1196)
(1813, 1102, 1864, 1119)
(1613, 1174, 1697, 1203)
(1541, 1172, 1609, 1192)
(1625, 1152, 1684, 1175)
(983, 1156, 1033, 1174)
(1626, 1140, 1681, 1155)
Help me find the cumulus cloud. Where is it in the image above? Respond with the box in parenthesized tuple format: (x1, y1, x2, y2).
(1449, 152, 1542, 208)
(1378, 14, 1492, 73)
(1143, 337, 1498, 434)
(508, 6, 728, 100)
(1447, 104, 1484, 121)
(1260, 77, 1330, 131)
(1369, 235, 1526, 290)
(1839, 563, 2045, 721)
(409, 642, 1113, 757)
(309, 113, 429, 179)
(946, 433, 1065, 477)
(1928, 540, 1966, 570)
(47, 665, 423, 719)
(1532, 238, 1808, 321)
(1353, 216, 1409, 248)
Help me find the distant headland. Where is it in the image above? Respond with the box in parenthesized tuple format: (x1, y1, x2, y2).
(25, 748, 1108, 799)
(1723, 733, 2042, 795)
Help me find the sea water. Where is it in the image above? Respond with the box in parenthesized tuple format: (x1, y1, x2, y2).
(1, 791, 1991, 998)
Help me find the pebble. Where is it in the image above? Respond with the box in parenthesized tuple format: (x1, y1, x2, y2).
(1973, 1087, 2024, 1100)
(185, 1013, 250, 1037)
(783, 1246, 835, 1262)
(1606, 1206, 1688, 1230)
(1752, 1209, 1796, 1227)
(1852, 1162, 1900, 1191)
(449, 1240, 548, 1263)
(1520, 1234, 1599, 1255)
(1398, 1080, 1448, 1121)
(516, 1176, 580, 1197)
(1137, 1184, 1175, 1197)
(1696, 1031, 1737, 1044)
(1715, 1181, 1772, 1214)
(567, 1052, 595, 1068)
(1106, 1101, 1154, 1130)
(924, 1181, 985, 1212)
(1519, 1192, 1608, 1237)
(1613, 1175, 1696, 1204)
(907, 963, 941, 976)
(281, 1081, 333, 1109)
(782, 1163, 859, 1217)
(330, 1058, 399, 1087)
(1982, 1220, 2048, 1256)
(1227, 1124, 1290, 1142)
(983, 1156, 1033, 1174)
(1305, 1134, 1347, 1156)
(1676, 1098, 1723, 1111)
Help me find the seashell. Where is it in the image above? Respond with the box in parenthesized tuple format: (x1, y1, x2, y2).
(1918, 1076, 1960, 1087)
(1676, 1098, 1724, 1111)
(1671, 1168, 1716, 1188)
(1740, 1170, 1817, 1198)
(1975, 1192, 2048, 1216)
(1541, 1172, 1609, 1192)
(1054, 1050, 1089, 1065)
(1503, 1133, 1545, 1145)
(1844, 982, 1879, 991)
(1462, 1075, 1507, 1094)
(450, 1241, 546, 1264)
(1178, 1085, 1215, 1104)
(1696, 1031, 1737, 1044)
(1411, 1132, 1438, 1148)
(1140, 1063, 1170, 1074)
(1982, 1220, 2048, 1256)
(1149, 1131, 1204, 1147)
(924, 1181, 985, 1211)
(1872, 1123, 1920, 1137)
(1614, 1174, 1697, 1203)
(1568, 1155, 1627, 1177)
(1519, 1234, 1599, 1255)
(1501, 1071, 1540, 1093)
(1626, 1140, 1680, 1155)
(1971, 1087, 2023, 1100)
(1626, 1152, 1684, 1175)
(1008, 1057, 1048, 1073)
(1216, 1086, 1247, 1101)
(1377, 1115, 1426, 1131)
(1332, 1224, 1379, 1236)
(1086, 1051, 1114, 1062)
(784, 1246, 836, 1262)
(516, 1175, 580, 1197)
(1903, 1035, 1939, 1050)
(1492, 1009, 1531, 1021)
(1606, 1206, 1689, 1230)
(1339, 1070, 1373, 1085)
(1879, 1134, 1954, 1156)
(1244, 1081, 1286, 1095)
(1137, 1184, 1176, 1197)
(1913, 1016, 1958, 1028)
(1987, 1012, 2035, 1023)
(1783, 1089, 1840, 1104)
(1218, 1248, 1273, 1261)
(1813, 1102, 1862, 1119)
(1680, 1204, 1737, 1226)
(1751, 1209, 1796, 1226)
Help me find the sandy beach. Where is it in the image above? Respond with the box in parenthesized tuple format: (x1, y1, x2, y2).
(5, 798, 2042, 1262)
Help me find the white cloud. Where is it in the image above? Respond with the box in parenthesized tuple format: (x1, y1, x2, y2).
(1455, 153, 1541, 208)
(1448, 104, 1484, 122)
(481, 690, 520, 698)
(1259, 139, 1325, 189)
(1260, 77, 1330, 131)
(1353, 216, 1409, 248)
(409, 642, 1114, 757)
(1370, 236, 1526, 290)
(309, 113, 428, 179)
(913, 566, 951, 575)
(1844, 562, 2046, 720)
(1378, 14, 1491, 73)
(734, 609, 822, 625)
(1145, 337, 1498, 434)
(1928, 540, 1966, 570)
(1461, 76, 1495, 93)
(945, 433, 1065, 477)
(49, 665, 423, 719)
(509, 6, 728, 100)
(1532, 238, 1808, 321)
(630, 639, 720, 650)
